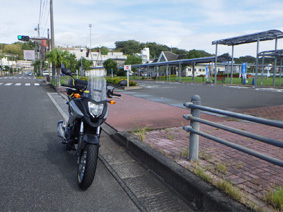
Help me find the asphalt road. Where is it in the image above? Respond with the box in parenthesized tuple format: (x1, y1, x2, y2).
(0, 75, 139, 211)
(122, 80, 283, 111)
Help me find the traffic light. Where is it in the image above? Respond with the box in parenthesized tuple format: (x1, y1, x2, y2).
(17, 35, 30, 41)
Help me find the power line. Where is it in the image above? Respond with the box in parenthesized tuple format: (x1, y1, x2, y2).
(38, 0, 50, 37)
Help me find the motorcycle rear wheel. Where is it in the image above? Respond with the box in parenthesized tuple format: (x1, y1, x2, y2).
(77, 143, 99, 190)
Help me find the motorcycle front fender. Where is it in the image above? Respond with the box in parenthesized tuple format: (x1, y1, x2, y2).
(76, 134, 99, 157)
(83, 134, 99, 145)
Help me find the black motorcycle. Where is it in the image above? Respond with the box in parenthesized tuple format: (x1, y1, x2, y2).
(57, 68, 126, 190)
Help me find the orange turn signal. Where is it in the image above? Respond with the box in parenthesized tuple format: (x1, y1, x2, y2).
(74, 93, 81, 98)
(109, 100, 116, 105)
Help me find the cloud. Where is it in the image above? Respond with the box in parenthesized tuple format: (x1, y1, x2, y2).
(1, 0, 283, 59)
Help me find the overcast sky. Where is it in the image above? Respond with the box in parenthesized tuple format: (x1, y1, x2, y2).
(1, 0, 283, 57)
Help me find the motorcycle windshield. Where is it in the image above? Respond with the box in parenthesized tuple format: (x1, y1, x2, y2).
(86, 76, 107, 102)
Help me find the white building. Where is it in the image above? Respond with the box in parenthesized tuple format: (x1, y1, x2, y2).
(0, 57, 17, 68)
(90, 51, 127, 68)
(16, 60, 33, 70)
(136, 47, 150, 64)
(64, 47, 127, 67)
(64, 47, 127, 76)
(184, 65, 226, 77)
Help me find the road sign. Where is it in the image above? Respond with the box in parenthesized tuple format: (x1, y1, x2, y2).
(124, 65, 131, 71)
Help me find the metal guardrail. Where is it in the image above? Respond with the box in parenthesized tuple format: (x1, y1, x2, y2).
(183, 95, 283, 167)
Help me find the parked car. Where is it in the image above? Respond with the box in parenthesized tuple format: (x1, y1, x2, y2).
(43, 71, 52, 76)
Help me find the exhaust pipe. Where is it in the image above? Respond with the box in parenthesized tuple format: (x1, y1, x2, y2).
(57, 120, 66, 140)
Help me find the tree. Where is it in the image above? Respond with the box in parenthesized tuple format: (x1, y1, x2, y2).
(124, 55, 142, 76)
(125, 55, 142, 65)
(103, 59, 118, 75)
(32, 59, 48, 76)
(3, 44, 22, 56)
(144, 42, 170, 58)
(75, 58, 93, 72)
(115, 40, 141, 55)
(234, 56, 256, 64)
(185, 49, 212, 59)
(21, 41, 36, 50)
(92, 46, 109, 55)
(46, 48, 70, 75)
(65, 53, 78, 73)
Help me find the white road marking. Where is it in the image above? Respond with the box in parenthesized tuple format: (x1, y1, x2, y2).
(47, 92, 68, 121)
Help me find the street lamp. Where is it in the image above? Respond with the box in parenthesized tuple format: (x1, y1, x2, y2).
(89, 24, 92, 50)
(80, 48, 83, 78)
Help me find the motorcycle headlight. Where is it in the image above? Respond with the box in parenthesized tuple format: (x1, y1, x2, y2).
(88, 102, 104, 118)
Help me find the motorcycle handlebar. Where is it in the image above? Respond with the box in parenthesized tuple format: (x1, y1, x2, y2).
(62, 84, 77, 89)
(112, 93, 121, 97)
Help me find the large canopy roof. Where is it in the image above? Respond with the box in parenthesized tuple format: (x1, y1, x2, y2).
(212, 29, 283, 46)
(258, 49, 283, 58)
(131, 55, 229, 68)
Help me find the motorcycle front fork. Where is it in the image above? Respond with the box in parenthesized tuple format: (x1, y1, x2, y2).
(76, 121, 101, 156)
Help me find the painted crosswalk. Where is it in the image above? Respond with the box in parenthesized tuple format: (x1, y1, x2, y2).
(0, 77, 35, 80)
(1, 83, 41, 87)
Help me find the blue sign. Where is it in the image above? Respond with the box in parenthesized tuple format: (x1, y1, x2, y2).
(205, 66, 209, 79)
(242, 63, 247, 79)
(242, 63, 247, 85)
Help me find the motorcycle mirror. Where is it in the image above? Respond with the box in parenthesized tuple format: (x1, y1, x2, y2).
(108, 85, 114, 90)
(118, 80, 127, 86)
(61, 68, 72, 76)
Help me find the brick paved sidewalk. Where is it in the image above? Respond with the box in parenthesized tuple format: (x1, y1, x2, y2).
(105, 93, 283, 211)
(239, 105, 283, 120)
(141, 119, 283, 211)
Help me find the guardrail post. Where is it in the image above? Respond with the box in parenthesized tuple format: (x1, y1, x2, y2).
(189, 95, 201, 161)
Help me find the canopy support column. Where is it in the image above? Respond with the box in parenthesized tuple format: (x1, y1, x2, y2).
(255, 38, 260, 87)
(214, 43, 218, 84)
(178, 63, 181, 82)
(273, 37, 278, 86)
(166, 64, 169, 81)
(230, 45, 234, 84)
(193, 62, 196, 83)
(192, 63, 195, 83)
(279, 58, 282, 86)
(261, 56, 265, 86)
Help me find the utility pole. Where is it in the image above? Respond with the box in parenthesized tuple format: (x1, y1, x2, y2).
(50, 0, 56, 80)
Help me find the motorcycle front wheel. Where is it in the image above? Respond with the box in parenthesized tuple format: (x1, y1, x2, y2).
(77, 143, 99, 190)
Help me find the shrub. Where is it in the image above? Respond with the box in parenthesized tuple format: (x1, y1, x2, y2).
(129, 81, 137, 86)
(106, 77, 137, 86)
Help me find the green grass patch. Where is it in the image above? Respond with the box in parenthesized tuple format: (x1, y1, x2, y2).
(216, 179, 243, 202)
(217, 161, 227, 175)
(264, 184, 283, 211)
(195, 166, 213, 183)
(131, 127, 150, 142)
(179, 147, 189, 158)
(138, 74, 283, 86)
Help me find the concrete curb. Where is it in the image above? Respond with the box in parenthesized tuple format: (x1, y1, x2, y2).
(110, 131, 249, 212)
